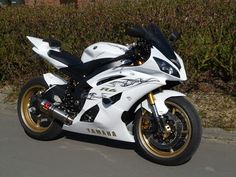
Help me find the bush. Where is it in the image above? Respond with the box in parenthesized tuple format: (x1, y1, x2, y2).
(0, 0, 235, 86)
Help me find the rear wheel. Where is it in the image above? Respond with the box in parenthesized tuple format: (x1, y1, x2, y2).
(134, 97, 202, 165)
(17, 77, 63, 140)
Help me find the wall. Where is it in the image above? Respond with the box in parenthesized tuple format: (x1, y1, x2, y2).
(24, 0, 96, 6)
(24, 0, 60, 5)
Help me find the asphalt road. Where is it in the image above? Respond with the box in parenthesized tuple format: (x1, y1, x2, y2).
(0, 108, 236, 177)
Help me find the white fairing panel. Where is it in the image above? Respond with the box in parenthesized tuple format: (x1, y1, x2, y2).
(43, 73, 67, 86)
(81, 42, 128, 63)
(138, 47, 187, 81)
(175, 52, 187, 80)
(135, 90, 185, 115)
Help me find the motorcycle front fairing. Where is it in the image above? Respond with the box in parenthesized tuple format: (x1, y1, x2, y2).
(62, 45, 187, 142)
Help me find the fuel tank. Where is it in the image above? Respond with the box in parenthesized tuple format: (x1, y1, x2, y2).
(81, 42, 128, 63)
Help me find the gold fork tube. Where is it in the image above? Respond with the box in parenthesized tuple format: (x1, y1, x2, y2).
(147, 92, 155, 105)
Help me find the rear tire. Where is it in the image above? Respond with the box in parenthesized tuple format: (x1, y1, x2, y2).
(134, 96, 202, 165)
(17, 77, 63, 140)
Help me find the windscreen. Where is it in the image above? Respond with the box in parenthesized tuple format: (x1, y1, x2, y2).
(146, 24, 176, 58)
(128, 24, 181, 69)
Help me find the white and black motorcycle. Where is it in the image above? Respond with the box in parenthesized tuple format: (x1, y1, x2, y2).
(18, 24, 201, 165)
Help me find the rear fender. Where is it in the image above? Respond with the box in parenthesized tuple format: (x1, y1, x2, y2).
(135, 90, 185, 115)
(43, 73, 67, 87)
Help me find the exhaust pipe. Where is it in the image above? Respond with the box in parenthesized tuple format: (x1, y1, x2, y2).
(38, 98, 73, 125)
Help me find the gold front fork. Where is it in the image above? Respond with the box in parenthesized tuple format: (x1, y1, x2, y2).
(147, 92, 155, 105)
(136, 60, 144, 65)
(147, 92, 160, 117)
(147, 91, 163, 131)
(136, 59, 156, 106)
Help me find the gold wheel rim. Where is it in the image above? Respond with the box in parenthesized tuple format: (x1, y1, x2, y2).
(138, 101, 192, 158)
(21, 85, 52, 133)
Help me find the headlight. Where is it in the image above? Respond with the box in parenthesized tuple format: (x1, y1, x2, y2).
(154, 57, 180, 77)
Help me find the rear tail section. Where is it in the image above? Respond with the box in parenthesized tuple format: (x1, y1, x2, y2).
(27, 36, 67, 69)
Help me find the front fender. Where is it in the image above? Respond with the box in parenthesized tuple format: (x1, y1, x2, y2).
(135, 90, 185, 115)
(43, 73, 67, 86)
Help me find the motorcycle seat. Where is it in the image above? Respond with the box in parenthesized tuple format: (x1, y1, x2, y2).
(48, 50, 83, 66)
(48, 50, 116, 76)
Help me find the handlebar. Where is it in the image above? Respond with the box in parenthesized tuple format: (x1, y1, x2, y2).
(114, 40, 151, 64)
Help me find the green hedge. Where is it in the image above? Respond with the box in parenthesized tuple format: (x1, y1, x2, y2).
(0, 0, 235, 85)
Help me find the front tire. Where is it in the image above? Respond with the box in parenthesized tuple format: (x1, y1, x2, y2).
(134, 97, 202, 165)
(17, 77, 63, 140)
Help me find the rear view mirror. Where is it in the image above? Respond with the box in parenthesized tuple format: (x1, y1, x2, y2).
(169, 31, 181, 43)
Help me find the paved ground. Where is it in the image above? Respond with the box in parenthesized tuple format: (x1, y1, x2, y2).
(0, 103, 236, 177)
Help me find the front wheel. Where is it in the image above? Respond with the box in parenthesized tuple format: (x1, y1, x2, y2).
(134, 97, 202, 165)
